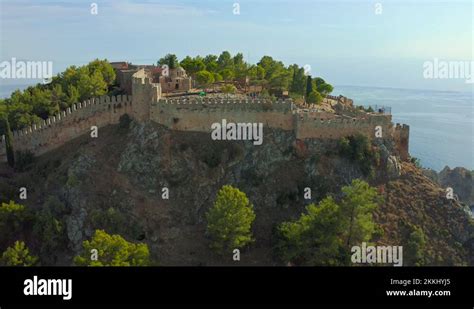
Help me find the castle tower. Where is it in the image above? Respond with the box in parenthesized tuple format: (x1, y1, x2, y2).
(131, 69, 161, 122)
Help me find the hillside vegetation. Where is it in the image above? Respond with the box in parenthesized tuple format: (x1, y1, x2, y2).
(0, 120, 472, 266)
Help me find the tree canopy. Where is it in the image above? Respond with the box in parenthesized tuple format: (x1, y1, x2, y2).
(195, 70, 215, 88)
(276, 197, 345, 265)
(275, 179, 382, 266)
(74, 229, 150, 266)
(0, 241, 38, 266)
(0, 59, 115, 136)
(158, 53, 179, 69)
(338, 134, 379, 176)
(0, 201, 26, 247)
(206, 185, 256, 254)
(161, 51, 333, 98)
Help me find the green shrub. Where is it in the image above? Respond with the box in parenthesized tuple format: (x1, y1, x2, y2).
(338, 134, 376, 176)
(221, 84, 237, 94)
(14, 150, 35, 172)
(74, 229, 150, 266)
(32, 196, 67, 262)
(118, 113, 132, 130)
(227, 143, 243, 161)
(276, 190, 298, 207)
(242, 169, 264, 187)
(338, 137, 351, 156)
(1, 241, 38, 266)
(89, 207, 127, 234)
(66, 174, 79, 187)
(0, 201, 26, 245)
(202, 149, 221, 168)
(410, 157, 422, 168)
(405, 225, 427, 266)
(307, 90, 323, 104)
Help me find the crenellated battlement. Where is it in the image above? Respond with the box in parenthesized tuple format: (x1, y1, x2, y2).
(154, 98, 293, 112)
(160, 97, 291, 104)
(10, 95, 132, 141)
(0, 71, 409, 163)
(294, 112, 393, 140)
(296, 113, 391, 126)
(148, 97, 295, 132)
(0, 95, 133, 161)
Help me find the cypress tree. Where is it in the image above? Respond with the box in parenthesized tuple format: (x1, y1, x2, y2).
(305, 75, 313, 98)
(4, 117, 15, 167)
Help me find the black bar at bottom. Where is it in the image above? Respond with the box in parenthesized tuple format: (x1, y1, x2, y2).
(0, 267, 472, 307)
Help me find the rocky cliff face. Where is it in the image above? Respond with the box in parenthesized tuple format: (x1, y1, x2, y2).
(379, 163, 473, 265)
(439, 167, 474, 208)
(423, 166, 474, 210)
(0, 120, 472, 266)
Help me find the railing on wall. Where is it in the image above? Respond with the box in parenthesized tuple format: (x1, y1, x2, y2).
(365, 105, 391, 115)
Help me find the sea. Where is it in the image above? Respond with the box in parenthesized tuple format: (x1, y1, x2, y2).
(334, 85, 473, 171)
(1, 83, 472, 171)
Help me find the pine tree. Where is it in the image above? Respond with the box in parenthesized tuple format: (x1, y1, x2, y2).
(0, 201, 26, 246)
(74, 230, 150, 266)
(275, 179, 382, 266)
(158, 54, 179, 69)
(206, 185, 256, 254)
(340, 179, 381, 249)
(276, 197, 345, 265)
(1, 241, 38, 266)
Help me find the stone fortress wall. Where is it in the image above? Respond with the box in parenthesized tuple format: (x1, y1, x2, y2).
(295, 112, 392, 140)
(150, 97, 397, 141)
(0, 70, 410, 162)
(0, 95, 133, 162)
(150, 98, 294, 132)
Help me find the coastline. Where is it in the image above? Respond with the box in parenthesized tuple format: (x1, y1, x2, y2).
(334, 85, 473, 172)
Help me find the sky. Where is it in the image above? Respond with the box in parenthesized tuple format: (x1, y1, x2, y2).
(0, 0, 473, 92)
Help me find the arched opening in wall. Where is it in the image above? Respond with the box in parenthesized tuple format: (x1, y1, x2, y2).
(173, 117, 180, 124)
